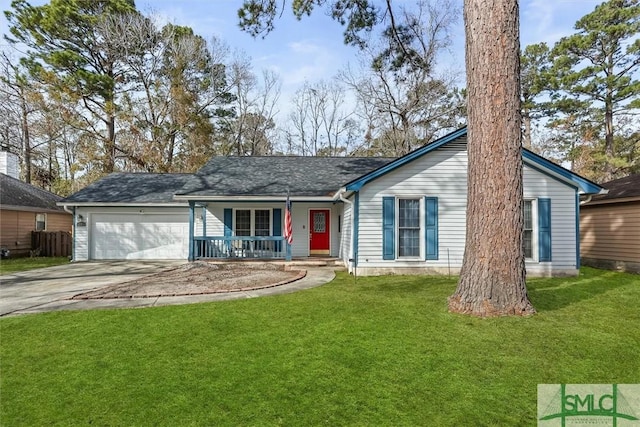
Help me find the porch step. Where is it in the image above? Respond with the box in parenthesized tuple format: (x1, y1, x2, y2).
(203, 257, 346, 270)
(284, 257, 345, 269)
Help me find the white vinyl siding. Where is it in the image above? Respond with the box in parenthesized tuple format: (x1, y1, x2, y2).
(339, 200, 352, 268)
(75, 220, 89, 261)
(523, 165, 577, 275)
(355, 135, 578, 276)
(357, 141, 468, 271)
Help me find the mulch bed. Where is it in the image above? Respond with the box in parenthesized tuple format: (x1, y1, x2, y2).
(72, 262, 306, 299)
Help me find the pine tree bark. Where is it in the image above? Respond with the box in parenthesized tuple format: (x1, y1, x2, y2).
(448, 0, 535, 317)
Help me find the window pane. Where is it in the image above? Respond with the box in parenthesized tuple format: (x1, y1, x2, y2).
(399, 199, 419, 228)
(398, 199, 420, 257)
(524, 200, 532, 229)
(36, 214, 46, 231)
(235, 210, 251, 236)
(523, 230, 533, 258)
(399, 229, 420, 257)
(523, 201, 532, 258)
(255, 210, 270, 236)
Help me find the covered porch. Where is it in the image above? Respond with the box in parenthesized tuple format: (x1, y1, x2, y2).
(183, 198, 344, 262)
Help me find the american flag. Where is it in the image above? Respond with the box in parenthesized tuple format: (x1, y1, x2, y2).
(284, 195, 293, 244)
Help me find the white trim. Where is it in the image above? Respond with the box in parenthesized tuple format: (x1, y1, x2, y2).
(524, 199, 539, 263)
(35, 213, 47, 231)
(58, 202, 187, 207)
(232, 207, 273, 236)
(396, 197, 423, 260)
(174, 195, 335, 202)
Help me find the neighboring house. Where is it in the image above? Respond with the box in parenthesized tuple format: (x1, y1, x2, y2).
(0, 173, 73, 257)
(59, 127, 605, 276)
(580, 174, 640, 274)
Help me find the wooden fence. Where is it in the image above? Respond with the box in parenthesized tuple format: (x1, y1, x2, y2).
(31, 231, 72, 257)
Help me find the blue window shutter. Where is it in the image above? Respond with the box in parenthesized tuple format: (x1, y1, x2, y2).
(538, 198, 552, 262)
(425, 197, 438, 260)
(223, 208, 233, 237)
(382, 197, 395, 260)
(273, 209, 282, 236)
(273, 208, 282, 252)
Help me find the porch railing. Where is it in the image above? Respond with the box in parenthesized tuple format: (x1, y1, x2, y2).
(194, 236, 288, 260)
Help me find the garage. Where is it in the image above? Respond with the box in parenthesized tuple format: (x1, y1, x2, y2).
(90, 213, 189, 260)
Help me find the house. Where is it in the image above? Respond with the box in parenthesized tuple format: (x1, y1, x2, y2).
(59, 127, 605, 276)
(0, 169, 73, 258)
(580, 174, 640, 274)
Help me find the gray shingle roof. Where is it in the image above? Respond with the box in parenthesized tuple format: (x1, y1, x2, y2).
(589, 174, 640, 202)
(59, 157, 396, 204)
(0, 173, 65, 211)
(60, 173, 194, 203)
(180, 156, 396, 197)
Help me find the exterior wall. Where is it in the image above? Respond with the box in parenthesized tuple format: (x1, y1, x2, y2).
(0, 208, 71, 257)
(73, 206, 188, 261)
(354, 138, 579, 277)
(339, 200, 352, 270)
(357, 143, 466, 274)
(202, 201, 341, 257)
(580, 201, 640, 273)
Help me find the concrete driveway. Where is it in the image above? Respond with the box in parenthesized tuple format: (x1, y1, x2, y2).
(0, 261, 182, 317)
(0, 261, 336, 317)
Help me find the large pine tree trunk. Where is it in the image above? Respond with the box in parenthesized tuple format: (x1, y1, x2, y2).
(448, 0, 535, 317)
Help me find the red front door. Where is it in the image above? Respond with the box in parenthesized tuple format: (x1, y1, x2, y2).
(309, 209, 330, 255)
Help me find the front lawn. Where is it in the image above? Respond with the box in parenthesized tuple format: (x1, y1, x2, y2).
(0, 256, 69, 275)
(1, 267, 638, 426)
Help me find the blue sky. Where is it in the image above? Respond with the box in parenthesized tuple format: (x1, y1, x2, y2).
(136, 0, 603, 91)
(1, 0, 604, 116)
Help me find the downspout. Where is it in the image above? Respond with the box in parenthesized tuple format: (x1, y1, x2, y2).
(338, 190, 355, 274)
(580, 195, 592, 205)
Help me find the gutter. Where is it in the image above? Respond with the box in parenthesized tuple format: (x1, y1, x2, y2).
(57, 202, 188, 207)
(173, 195, 334, 202)
(337, 188, 355, 274)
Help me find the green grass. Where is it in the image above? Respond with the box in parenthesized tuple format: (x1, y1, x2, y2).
(0, 256, 69, 275)
(1, 267, 638, 426)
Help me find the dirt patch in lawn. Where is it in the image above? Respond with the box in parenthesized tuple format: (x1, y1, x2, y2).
(73, 262, 306, 299)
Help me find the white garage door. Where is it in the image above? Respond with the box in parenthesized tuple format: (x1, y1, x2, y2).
(91, 213, 189, 260)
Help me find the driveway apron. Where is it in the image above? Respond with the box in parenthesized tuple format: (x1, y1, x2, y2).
(0, 261, 181, 317)
(0, 262, 336, 317)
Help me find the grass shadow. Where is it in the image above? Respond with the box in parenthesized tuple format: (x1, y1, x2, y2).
(527, 267, 639, 312)
(357, 274, 457, 294)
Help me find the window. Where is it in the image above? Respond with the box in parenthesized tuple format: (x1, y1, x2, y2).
(398, 199, 420, 257)
(254, 210, 270, 237)
(234, 209, 272, 237)
(523, 200, 533, 259)
(382, 196, 439, 261)
(35, 213, 46, 231)
(522, 198, 552, 262)
(235, 210, 251, 236)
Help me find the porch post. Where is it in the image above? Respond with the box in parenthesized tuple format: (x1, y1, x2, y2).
(188, 201, 195, 261)
(286, 242, 292, 261)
